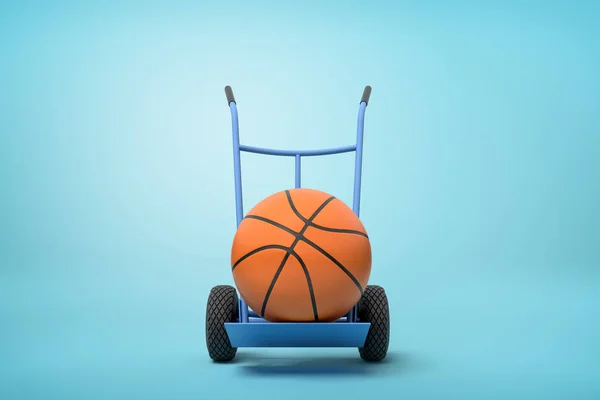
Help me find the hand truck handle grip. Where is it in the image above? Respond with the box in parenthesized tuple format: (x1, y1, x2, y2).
(225, 86, 236, 105)
(360, 86, 372, 105)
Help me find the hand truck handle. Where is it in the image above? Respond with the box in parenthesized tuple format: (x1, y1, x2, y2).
(226, 85, 369, 106)
(225, 86, 236, 105)
(360, 86, 372, 105)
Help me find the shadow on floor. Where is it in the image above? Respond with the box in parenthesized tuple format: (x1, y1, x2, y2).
(230, 351, 431, 377)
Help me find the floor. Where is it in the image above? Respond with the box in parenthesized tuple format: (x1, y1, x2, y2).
(2, 264, 598, 400)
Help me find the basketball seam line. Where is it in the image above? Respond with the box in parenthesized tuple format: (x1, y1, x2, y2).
(231, 242, 318, 321)
(283, 191, 364, 297)
(241, 214, 365, 296)
(232, 244, 289, 271)
(293, 251, 319, 322)
(284, 190, 369, 239)
(232, 197, 368, 271)
(261, 252, 291, 318)
(260, 195, 334, 321)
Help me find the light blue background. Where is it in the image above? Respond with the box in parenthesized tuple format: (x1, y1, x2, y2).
(1, 1, 599, 399)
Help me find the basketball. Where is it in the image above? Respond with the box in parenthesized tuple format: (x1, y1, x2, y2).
(230, 188, 372, 322)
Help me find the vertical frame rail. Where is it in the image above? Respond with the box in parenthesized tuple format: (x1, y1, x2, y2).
(295, 154, 301, 189)
(228, 98, 250, 324)
(346, 98, 369, 323)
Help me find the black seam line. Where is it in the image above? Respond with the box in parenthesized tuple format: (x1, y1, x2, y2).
(261, 194, 332, 320)
(232, 244, 289, 271)
(309, 224, 369, 238)
(285, 190, 321, 223)
(232, 217, 368, 270)
(303, 194, 336, 220)
(289, 191, 364, 296)
(261, 252, 291, 318)
(284, 190, 368, 238)
(244, 214, 365, 296)
(244, 215, 297, 236)
(252, 247, 319, 321)
(300, 236, 364, 296)
(292, 247, 319, 321)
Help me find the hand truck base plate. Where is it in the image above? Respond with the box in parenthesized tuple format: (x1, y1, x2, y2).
(224, 321, 371, 348)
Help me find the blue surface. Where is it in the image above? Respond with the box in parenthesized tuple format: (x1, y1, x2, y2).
(1, 1, 600, 400)
(224, 322, 371, 347)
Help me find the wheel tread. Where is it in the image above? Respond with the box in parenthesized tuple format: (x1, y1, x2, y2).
(206, 285, 238, 362)
(357, 285, 390, 361)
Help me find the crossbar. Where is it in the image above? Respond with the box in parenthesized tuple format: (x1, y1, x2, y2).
(239, 144, 357, 157)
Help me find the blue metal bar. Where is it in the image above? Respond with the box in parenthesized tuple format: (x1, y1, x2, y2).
(295, 154, 301, 188)
(248, 308, 350, 322)
(230, 103, 243, 226)
(247, 317, 351, 323)
(239, 144, 356, 157)
(225, 321, 371, 347)
(352, 101, 367, 217)
(349, 101, 369, 322)
(345, 307, 356, 323)
(229, 102, 249, 324)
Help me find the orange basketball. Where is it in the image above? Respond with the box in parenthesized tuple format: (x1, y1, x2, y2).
(230, 188, 371, 322)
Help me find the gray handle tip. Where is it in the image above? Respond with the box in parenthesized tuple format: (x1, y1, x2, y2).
(361, 86, 372, 105)
(225, 86, 236, 105)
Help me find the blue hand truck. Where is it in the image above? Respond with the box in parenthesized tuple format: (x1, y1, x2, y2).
(205, 86, 390, 362)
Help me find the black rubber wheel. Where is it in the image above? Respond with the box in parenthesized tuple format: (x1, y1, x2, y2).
(357, 285, 390, 362)
(206, 285, 239, 362)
